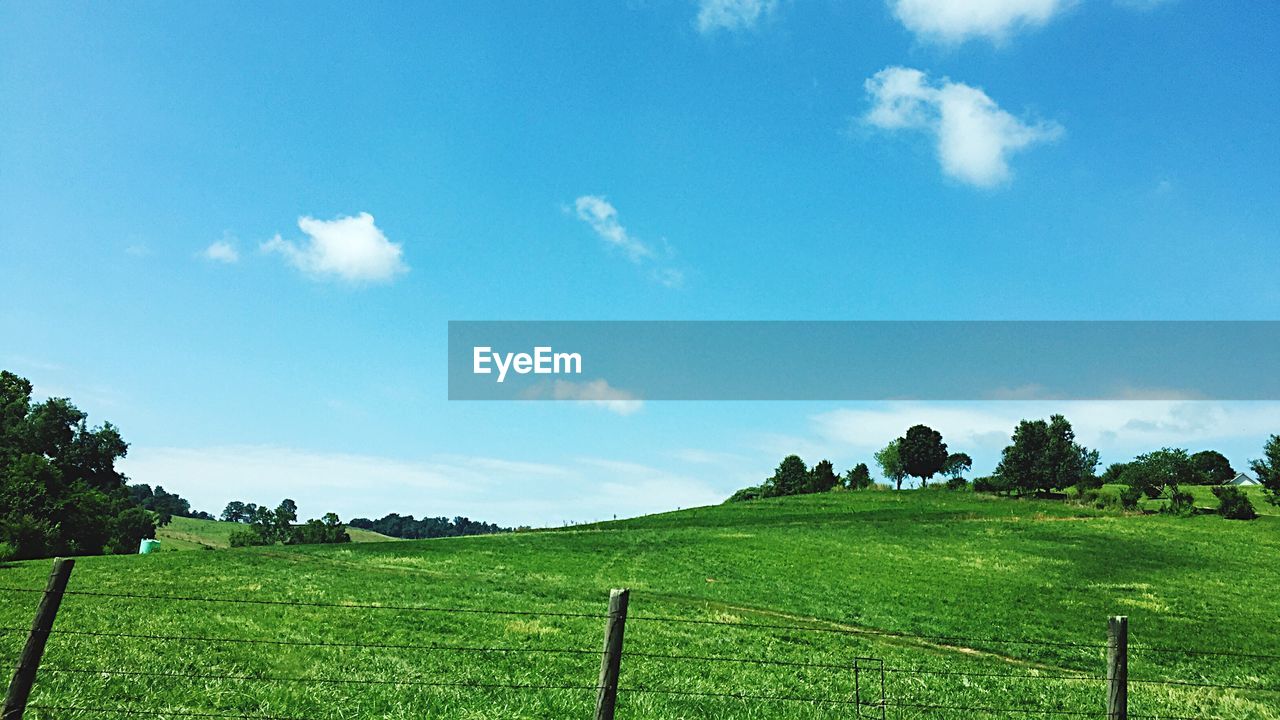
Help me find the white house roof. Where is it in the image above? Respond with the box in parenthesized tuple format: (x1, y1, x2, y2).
(1229, 472, 1259, 486)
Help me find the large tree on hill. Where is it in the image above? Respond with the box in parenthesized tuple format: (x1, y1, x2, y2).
(899, 425, 948, 488)
(996, 415, 1096, 495)
(808, 459, 840, 493)
(763, 455, 809, 497)
(844, 463, 873, 490)
(1250, 435, 1280, 506)
(1190, 450, 1235, 485)
(874, 440, 907, 491)
(0, 370, 154, 560)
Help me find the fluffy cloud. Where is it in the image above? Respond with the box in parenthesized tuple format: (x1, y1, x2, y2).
(263, 212, 408, 283)
(572, 196, 684, 286)
(118, 445, 721, 527)
(551, 379, 644, 416)
(202, 240, 239, 263)
(696, 0, 778, 33)
(889, 0, 1069, 43)
(865, 66, 1063, 187)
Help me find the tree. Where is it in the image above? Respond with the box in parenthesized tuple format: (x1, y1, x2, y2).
(808, 459, 840, 493)
(763, 455, 809, 497)
(726, 486, 763, 502)
(0, 370, 152, 560)
(995, 415, 1096, 495)
(221, 501, 249, 523)
(1211, 486, 1257, 520)
(875, 440, 907, 491)
(942, 452, 972, 480)
(1250, 434, 1280, 506)
(844, 463, 873, 490)
(1124, 449, 1200, 500)
(899, 425, 948, 488)
(1190, 450, 1235, 485)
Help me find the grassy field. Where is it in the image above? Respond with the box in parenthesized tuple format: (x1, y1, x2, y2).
(153, 516, 399, 551)
(0, 490, 1276, 719)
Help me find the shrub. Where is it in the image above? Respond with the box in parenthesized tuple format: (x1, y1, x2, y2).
(726, 486, 763, 503)
(0, 541, 14, 563)
(1162, 488, 1196, 516)
(1211, 486, 1257, 520)
(1119, 485, 1143, 511)
(945, 476, 969, 491)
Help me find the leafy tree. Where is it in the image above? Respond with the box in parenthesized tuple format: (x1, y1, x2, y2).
(899, 425, 948, 488)
(1191, 450, 1235, 485)
(348, 513, 508, 539)
(221, 501, 249, 523)
(289, 513, 351, 545)
(1250, 434, 1280, 506)
(763, 455, 809, 497)
(726, 486, 763, 502)
(1123, 449, 1200, 500)
(995, 415, 1096, 495)
(1211, 486, 1257, 520)
(942, 452, 972, 480)
(1100, 463, 1129, 485)
(844, 463, 873, 490)
(0, 370, 154, 560)
(808, 459, 840, 493)
(874, 440, 907, 491)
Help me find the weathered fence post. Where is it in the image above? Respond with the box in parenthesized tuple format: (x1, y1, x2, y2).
(1107, 615, 1128, 720)
(594, 588, 629, 720)
(3, 558, 74, 720)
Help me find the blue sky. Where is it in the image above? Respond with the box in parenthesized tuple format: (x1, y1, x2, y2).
(2, 1, 1278, 525)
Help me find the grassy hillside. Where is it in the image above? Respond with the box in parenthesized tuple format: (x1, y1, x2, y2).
(0, 491, 1276, 719)
(154, 516, 399, 550)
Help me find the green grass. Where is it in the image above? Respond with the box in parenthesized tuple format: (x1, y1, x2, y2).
(0, 490, 1276, 719)
(1098, 483, 1279, 517)
(153, 516, 399, 551)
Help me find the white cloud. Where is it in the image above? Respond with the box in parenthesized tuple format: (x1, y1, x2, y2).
(864, 66, 1063, 187)
(118, 445, 720, 527)
(889, 0, 1070, 43)
(202, 240, 240, 264)
(262, 212, 408, 283)
(571, 196, 684, 286)
(696, 0, 778, 33)
(574, 196, 653, 262)
(552, 379, 645, 416)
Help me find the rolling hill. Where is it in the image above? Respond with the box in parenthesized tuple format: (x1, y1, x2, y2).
(154, 516, 399, 550)
(0, 490, 1275, 719)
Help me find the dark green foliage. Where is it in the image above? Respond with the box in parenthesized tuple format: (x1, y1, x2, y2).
(942, 452, 972, 480)
(874, 440, 907, 490)
(1119, 485, 1143, 511)
(347, 513, 508, 539)
(899, 425, 948, 487)
(807, 459, 840, 493)
(972, 475, 1009, 493)
(228, 499, 354, 546)
(0, 370, 154, 560)
(1162, 488, 1196, 516)
(1101, 463, 1129, 485)
(129, 484, 207, 526)
(1124, 448, 1200, 500)
(1190, 450, 1235, 485)
(844, 463, 873, 490)
(1211, 486, 1257, 520)
(289, 513, 352, 545)
(995, 415, 1096, 495)
(221, 501, 258, 523)
(726, 486, 763, 503)
(1251, 434, 1280, 506)
(945, 476, 969, 491)
(763, 455, 809, 497)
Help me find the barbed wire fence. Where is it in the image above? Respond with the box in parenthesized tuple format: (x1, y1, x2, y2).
(0, 558, 1276, 719)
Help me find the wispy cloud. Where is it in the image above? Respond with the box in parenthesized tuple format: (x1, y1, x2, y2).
(263, 212, 408, 283)
(864, 66, 1062, 187)
(202, 239, 240, 264)
(696, 0, 778, 33)
(888, 0, 1070, 44)
(571, 196, 685, 287)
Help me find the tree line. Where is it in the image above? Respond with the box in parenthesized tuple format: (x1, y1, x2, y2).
(223, 498, 352, 547)
(348, 513, 509, 539)
(729, 412, 1280, 522)
(129, 484, 215, 524)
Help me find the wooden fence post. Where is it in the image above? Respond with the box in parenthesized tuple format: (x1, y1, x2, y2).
(594, 588, 629, 720)
(1107, 615, 1128, 720)
(3, 558, 74, 720)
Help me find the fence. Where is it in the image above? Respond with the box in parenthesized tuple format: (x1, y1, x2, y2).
(1, 558, 1277, 719)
